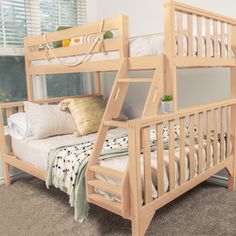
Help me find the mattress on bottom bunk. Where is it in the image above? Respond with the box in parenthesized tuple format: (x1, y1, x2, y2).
(12, 127, 228, 202)
(12, 127, 127, 171)
(31, 33, 231, 67)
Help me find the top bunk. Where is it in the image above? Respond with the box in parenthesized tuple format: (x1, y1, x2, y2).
(166, 1, 236, 67)
(24, 1, 236, 77)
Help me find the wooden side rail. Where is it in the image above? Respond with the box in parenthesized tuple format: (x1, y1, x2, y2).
(25, 15, 128, 62)
(127, 98, 236, 235)
(24, 15, 128, 100)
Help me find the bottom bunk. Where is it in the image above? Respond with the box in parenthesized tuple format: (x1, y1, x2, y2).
(10, 125, 232, 220)
(1, 98, 235, 236)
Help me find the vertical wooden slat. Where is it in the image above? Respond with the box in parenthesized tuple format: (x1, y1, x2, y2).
(227, 106, 231, 158)
(179, 117, 185, 185)
(189, 114, 195, 179)
(157, 123, 164, 197)
(213, 20, 218, 57)
(24, 42, 34, 101)
(206, 110, 212, 169)
(220, 106, 225, 161)
(213, 109, 219, 165)
(221, 22, 225, 58)
(168, 120, 175, 191)
(198, 112, 203, 174)
(227, 24, 232, 58)
(187, 14, 193, 56)
(142, 127, 152, 204)
(197, 16, 202, 57)
(128, 126, 142, 234)
(6, 108, 12, 119)
(95, 72, 101, 94)
(177, 11, 184, 56)
(18, 106, 24, 112)
(206, 18, 211, 57)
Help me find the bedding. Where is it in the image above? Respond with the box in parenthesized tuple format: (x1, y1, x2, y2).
(24, 101, 77, 139)
(8, 112, 32, 140)
(12, 126, 229, 223)
(31, 33, 231, 67)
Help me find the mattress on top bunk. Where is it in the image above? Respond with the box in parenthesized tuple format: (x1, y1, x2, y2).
(12, 126, 228, 202)
(31, 33, 231, 67)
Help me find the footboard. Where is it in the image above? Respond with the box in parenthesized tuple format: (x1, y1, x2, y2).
(128, 99, 236, 235)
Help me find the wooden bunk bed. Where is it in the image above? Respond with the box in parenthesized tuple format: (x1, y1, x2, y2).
(0, 1, 235, 235)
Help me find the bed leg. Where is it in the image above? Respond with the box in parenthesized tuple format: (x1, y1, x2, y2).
(131, 211, 155, 236)
(228, 175, 235, 190)
(2, 159, 11, 187)
(228, 166, 235, 191)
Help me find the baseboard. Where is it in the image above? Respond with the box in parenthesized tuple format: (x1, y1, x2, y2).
(207, 175, 228, 187)
(0, 172, 29, 185)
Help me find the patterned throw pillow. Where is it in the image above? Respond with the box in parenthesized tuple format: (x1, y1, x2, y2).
(59, 96, 105, 136)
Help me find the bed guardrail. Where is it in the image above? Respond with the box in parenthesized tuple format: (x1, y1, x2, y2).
(24, 15, 128, 72)
(165, 1, 236, 67)
(127, 98, 236, 233)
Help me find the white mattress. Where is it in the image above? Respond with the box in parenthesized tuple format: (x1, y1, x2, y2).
(31, 33, 231, 67)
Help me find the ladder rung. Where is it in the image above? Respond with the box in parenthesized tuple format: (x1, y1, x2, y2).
(103, 120, 129, 128)
(89, 165, 124, 179)
(118, 78, 153, 83)
(88, 180, 122, 196)
(88, 193, 122, 216)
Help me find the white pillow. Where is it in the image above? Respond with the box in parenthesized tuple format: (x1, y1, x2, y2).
(8, 112, 32, 140)
(24, 101, 77, 139)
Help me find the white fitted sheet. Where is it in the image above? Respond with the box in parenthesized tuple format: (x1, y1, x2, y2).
(31, 33, 231, 67)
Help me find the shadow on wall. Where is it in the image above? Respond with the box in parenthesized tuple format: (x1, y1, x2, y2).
(100, 68, 231, 119)
(177, 68, 231, 109)
(101, 71, 152, 119)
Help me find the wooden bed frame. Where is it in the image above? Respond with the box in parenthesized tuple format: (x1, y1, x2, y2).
(0, 1, 236, 235)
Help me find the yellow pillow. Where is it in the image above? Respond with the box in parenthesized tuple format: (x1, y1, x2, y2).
(59, 96, 105, 136)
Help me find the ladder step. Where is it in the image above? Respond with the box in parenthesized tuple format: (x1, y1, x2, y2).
(88, 193, 122, 216)
(89, 165, 124, 180)
(118, 78, 153, 83)
(103, 120, 128, 128)
(88, 180, 122, 196)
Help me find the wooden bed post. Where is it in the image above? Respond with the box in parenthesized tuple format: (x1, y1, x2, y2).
(24, 38, 34, 101)
(0, 109, 11, 186)
(94, 72, 101, 94)
(228, 25, 236, 190)
(128, 124, 155, 236)
(128, 125, 142, 235)
(164, 0, 177, 112)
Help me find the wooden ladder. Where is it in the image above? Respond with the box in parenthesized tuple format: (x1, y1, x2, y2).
(86, 57, 164, 218)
